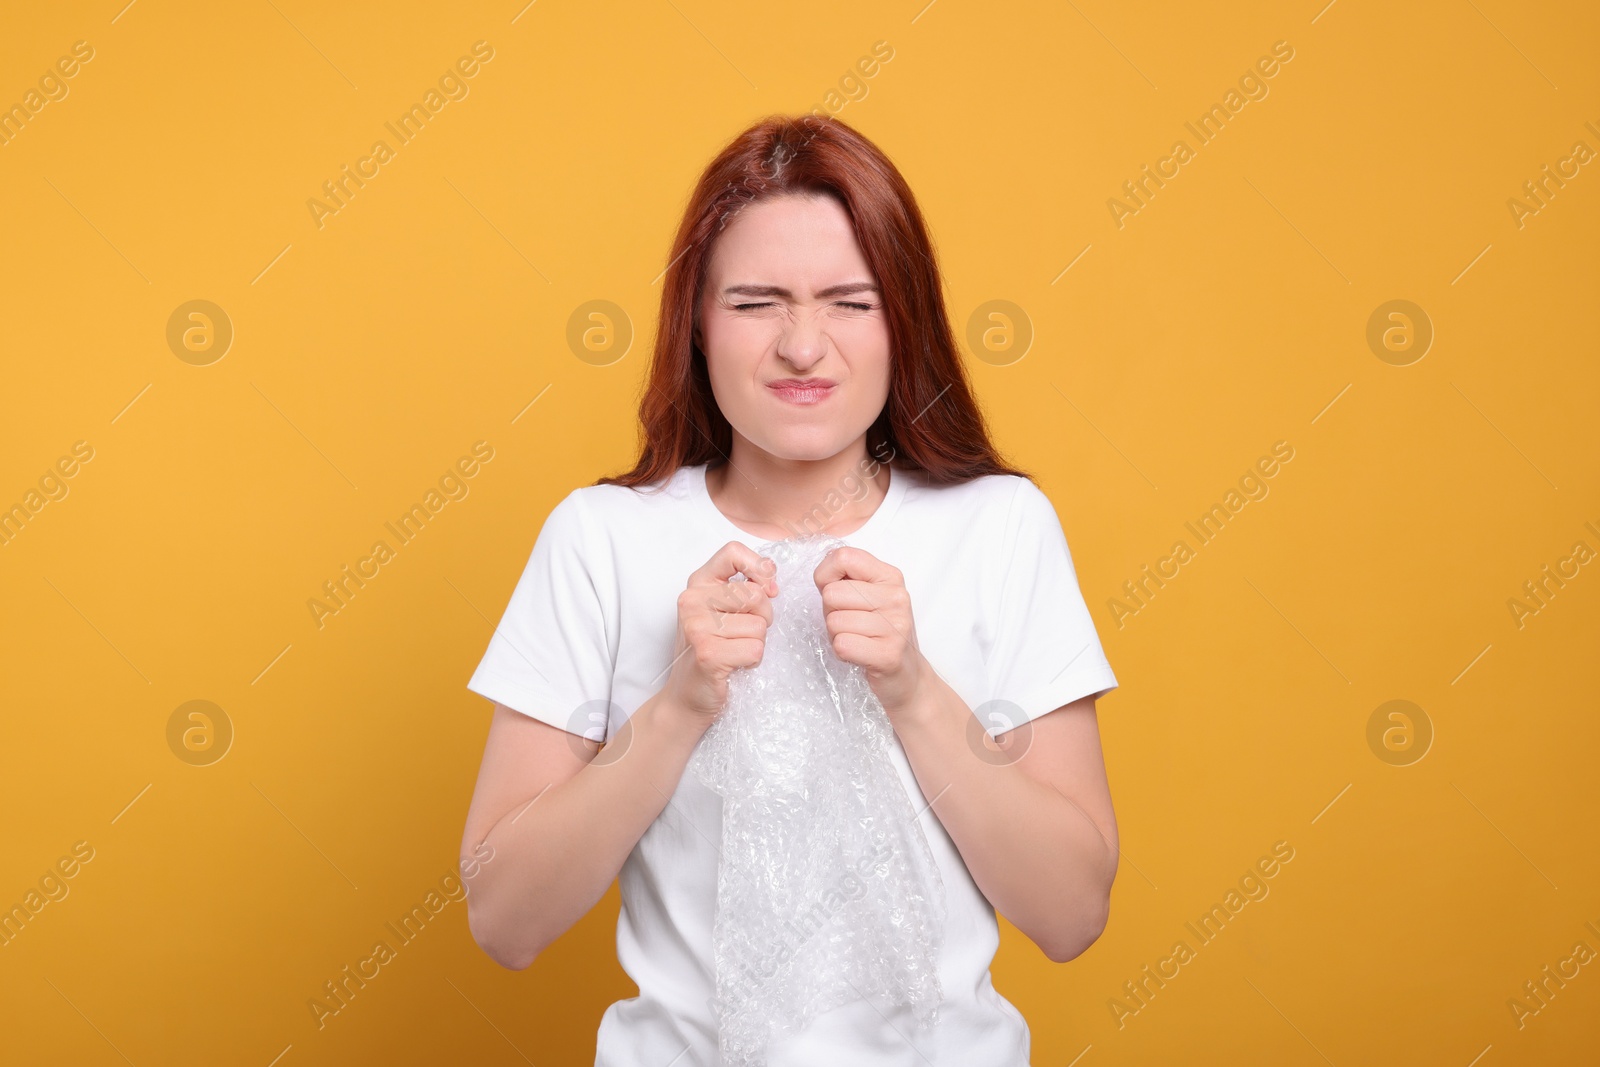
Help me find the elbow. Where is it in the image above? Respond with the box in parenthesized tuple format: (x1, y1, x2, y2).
(1038, 828, 1118, 964)
(483, 941, 538, 973)
(1043, 842, 1119, 963)
(467, 895, 540, 972)
(1042, 895, 1111, 964)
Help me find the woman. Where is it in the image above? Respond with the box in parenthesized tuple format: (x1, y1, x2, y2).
(459, 114, 1120, 1065)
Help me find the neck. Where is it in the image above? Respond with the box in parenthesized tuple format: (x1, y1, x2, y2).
(708, 439, 892, 540)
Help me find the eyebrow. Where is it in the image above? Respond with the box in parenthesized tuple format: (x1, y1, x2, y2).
(722, 282, 879, 299)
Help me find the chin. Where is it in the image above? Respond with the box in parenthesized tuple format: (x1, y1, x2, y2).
(748, 436, 849, 463)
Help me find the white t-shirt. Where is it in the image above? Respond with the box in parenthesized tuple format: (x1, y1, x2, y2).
(467, 460, 1118, 1066)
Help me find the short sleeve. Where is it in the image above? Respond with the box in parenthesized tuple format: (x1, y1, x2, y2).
(466, 490, 616, 738)
(983, 478, 1118, 725)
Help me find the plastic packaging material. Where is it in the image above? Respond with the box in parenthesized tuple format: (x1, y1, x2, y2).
(687, 533, 946, 1065)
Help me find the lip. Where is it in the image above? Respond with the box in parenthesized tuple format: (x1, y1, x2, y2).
(766, 378, 837, 405)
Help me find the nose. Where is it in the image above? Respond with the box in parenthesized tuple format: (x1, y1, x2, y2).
(775, 308, 827, 372)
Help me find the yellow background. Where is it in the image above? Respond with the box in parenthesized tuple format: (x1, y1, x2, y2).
(2, 0, 1596, 1063)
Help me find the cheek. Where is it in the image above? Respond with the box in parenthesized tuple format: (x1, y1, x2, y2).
(700, 323, 765, 418)
(703, 311, 775, 361)
(702, 318, 769, 385)
(845, 322, 892, 393)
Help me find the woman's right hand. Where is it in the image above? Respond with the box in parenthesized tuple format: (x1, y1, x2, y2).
(663, 542, 778, 724)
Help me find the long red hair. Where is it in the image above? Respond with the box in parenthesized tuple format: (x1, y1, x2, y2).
(596, 113, 1030, 490)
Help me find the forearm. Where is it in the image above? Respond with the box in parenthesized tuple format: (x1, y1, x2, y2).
(466, 692, 709, 969)
(891, 673, 1116, 962)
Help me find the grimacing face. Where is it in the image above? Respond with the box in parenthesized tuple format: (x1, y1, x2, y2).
(693, 192, 892, 463)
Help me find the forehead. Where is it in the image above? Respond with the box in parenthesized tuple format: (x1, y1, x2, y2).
(705, 193, 871, 286)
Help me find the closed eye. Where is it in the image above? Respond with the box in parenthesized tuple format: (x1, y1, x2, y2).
(730, 300, 876, 312)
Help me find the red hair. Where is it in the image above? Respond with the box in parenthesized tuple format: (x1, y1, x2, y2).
(596, 113, 1030, 490)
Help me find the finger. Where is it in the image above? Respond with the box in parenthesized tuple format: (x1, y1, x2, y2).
(828, 630, 892, 672)
(822, 608, 893, 640)
(820, 577, 903, 614)
(706, 610, 769, 641)
(692, 540, 778, 596)
(723, 636, 767, 670)
(705, 575, 767, 611)
(704, 576, 775, 626)
(813, 545, 898, 589)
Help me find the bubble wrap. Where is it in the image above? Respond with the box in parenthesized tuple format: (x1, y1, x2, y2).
(686, 533, 946, 1065)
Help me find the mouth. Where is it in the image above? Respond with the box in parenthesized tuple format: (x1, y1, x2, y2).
(766, 379, 836, 406)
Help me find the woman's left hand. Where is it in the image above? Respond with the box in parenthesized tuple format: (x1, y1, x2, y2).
(814, 546, 928, 718)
